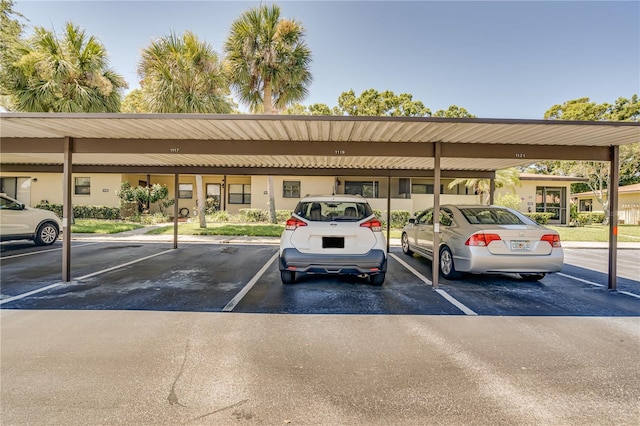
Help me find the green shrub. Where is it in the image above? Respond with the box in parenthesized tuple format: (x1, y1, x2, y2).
(35, 203, 120, 220)
(208, 210, 231, 222)
(238, 208, 268, 223)
(524, 212, 554, 225)
(276, 210, 292, 223)
(372, 209, 412, 228)
(577, 212, 606, 225)
(495, 193, 521, 210)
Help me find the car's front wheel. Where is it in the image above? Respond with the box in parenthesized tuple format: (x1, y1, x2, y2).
(439, 246, 462, 279)
(34, 222, 59, 246)
(401, 233, 413, 256)
(281, 270, 296, 284)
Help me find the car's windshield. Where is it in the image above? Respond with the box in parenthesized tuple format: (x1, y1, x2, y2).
(294, 201, 373, 222)
(459, 207, 524, 225)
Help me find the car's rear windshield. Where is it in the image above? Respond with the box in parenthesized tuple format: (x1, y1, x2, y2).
(459, 207, 525, 225)
(294, 201, 373, 222)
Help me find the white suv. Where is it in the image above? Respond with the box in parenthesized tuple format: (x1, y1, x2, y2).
(279, 195, 387, 285)
(0, 194, 62, 245)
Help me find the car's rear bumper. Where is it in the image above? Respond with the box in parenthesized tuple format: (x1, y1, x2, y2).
(455, 247, 564, 274)
(279, 248, 387, 275)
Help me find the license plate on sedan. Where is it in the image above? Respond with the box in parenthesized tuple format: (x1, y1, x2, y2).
(510, 240, 531, 251)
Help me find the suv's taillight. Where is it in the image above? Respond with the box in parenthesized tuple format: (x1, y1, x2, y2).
(465, 232, 501, 246)
(285, 217, 307, 230)
(360, 218, 382, 232)
(541, 234, 561, 248)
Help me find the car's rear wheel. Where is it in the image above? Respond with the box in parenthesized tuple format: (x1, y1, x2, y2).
(281, 270, 296, 284)
(439, 246, 462, 279)
(401, 233, 413, 256)
(369, 272, 385, 286)
(520, 273, 546, 281)
(34, 222, 59, 246)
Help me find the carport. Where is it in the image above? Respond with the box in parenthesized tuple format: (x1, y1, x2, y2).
(1, 113, 638, 289)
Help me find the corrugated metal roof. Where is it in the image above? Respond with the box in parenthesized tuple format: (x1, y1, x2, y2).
(1, 113, 638, 173)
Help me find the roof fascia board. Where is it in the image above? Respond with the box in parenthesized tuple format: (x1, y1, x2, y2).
(0, 163, 496, 178)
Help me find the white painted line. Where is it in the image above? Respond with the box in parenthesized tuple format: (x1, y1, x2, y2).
(390, 253, 477, 316)
(1, 242, 99, 259)
(558, 272, 640, 299)
(389, 253, 431, 285)
(75, 249, 175, 280)
(0, 282, 63, 305)
(557, 272, 604, 287)
(223, 252, 278, 312)
(434, 288, 478, 316)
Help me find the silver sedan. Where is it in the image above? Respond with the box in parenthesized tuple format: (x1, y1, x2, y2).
(401, 205, 564, 281)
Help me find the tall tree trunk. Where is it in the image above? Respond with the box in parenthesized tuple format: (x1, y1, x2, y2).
(263, 77, 277, 223)
(195, 174, 207, 228)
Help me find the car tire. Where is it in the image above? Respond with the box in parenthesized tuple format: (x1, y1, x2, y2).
(439, 246, 462, 280)
(281, 270, 296, 284)
(34, 222, 59, 246)
(369, 272, 385, 286)
(520, 273, 546, 281)
(401, 233, 413, 256)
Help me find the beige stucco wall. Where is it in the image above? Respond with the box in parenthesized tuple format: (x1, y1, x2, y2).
(251, 176, 335, 212)
(0, 172, 122, 207)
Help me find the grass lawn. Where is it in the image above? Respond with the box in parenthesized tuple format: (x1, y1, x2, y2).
(71, 219, 144, 234)
(546, 224, 640, 243)
(147, 222, 285, 237)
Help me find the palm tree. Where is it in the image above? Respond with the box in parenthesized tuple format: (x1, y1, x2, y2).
(138, 31, 233, 114)
(448, 168, 521, 204)
(138, 31, 234, 227)
(225, 4, 312, 222)
(9, 22, 127, 112)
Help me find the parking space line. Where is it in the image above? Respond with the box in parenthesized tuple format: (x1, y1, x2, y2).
(1, 242, 100, 260)
(0, 282, 63, 305)
(75, 249, 175, 280)
(558, 272, 640, 300)
(223, 252, 279, 312)
(1, 248, 176, 305)
(389, 253, 477, 316)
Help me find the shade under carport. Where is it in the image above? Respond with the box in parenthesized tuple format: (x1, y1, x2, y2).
(1, 113, 638, 289)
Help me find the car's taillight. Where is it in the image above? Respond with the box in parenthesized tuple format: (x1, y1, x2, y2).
(541, 234, 561, 248)
(465, 232, 501, 246)
(285, 217, 307, 230)
(360, 218, 382, 232)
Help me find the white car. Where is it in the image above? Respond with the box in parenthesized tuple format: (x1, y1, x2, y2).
(279, 195, 387, 285)
(0, 193, 62, 246)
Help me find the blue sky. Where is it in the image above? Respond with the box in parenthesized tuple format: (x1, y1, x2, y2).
(13, 0, 640, 119)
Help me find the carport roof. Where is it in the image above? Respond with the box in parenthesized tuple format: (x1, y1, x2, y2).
(1, 113, 639, 175)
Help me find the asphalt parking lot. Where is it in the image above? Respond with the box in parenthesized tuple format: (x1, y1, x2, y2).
(1, 238, 639, 425)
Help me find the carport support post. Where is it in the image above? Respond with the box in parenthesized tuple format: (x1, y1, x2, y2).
(432, 142, 441, 289)
(608, 145, 619, 291)
(173, 174, 179, 249)
(386, 175, 391, 253)
(62, 137, 72, 282)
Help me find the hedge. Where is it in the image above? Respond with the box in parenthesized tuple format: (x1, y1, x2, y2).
(35, 203, 121, 220)
(524, 212, 554, 225)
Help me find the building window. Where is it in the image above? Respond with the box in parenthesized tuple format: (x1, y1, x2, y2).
(206, 183, 221, 211)
(283, 181, 300, 198)
(229, 184, 251, 204)
(411, 184, 443, 194)
(178, 183, 193, 199)
(579, 199, 592, 212)
(74, 177, 91, 195)
(345, 181, 378, 198)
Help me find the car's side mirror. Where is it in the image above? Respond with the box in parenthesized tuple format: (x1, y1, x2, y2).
(408, 217, 416, 224)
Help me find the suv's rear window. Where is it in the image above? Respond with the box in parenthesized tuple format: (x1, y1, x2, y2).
(294, 201, 373, 222)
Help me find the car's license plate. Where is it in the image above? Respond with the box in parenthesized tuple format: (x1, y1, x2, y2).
(511, 240, 530, 251)
(323, 237, 345, 249)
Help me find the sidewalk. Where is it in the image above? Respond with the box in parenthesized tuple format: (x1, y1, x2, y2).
(70, 225, 640, 249)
